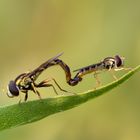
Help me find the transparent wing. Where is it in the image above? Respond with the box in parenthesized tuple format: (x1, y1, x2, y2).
(27, 52, 63, 80)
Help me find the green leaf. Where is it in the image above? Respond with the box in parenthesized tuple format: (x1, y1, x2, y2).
(0, 65, 140, 131)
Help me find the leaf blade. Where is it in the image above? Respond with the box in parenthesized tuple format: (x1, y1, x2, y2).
(0, 65, 139, 131)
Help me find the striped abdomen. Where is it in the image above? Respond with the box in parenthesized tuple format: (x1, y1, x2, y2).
(74, 62, 104, 77)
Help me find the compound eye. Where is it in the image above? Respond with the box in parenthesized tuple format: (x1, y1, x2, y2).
(7, 81, 19, 97)
(115, 55, 123, 67)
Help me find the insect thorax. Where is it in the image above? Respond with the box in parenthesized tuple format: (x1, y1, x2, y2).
(16, 76, 32, 90)
(103, 58, 116, 69)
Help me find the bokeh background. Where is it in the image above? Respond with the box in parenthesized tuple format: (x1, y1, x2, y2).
(0, 0, 140, 140)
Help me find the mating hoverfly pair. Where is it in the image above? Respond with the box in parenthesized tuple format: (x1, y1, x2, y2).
(7, 53, 129, 102)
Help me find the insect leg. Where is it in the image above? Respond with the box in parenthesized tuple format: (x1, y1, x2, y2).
(110, 67, 132, 80)
(94, 72, 101, 88)
(24, 91, 28, 102)
(31, 83, 42, 99)
(18, 98, 22, 104)
(109, 70, 118, 80)
(123, 67, 132, 70)
(18, 92, 22, 104)
(50, 78, 76, 94)
(35, 78, 74, 94)
(35, 80, 58, 95)
(114, 67, 132, 71)
(51, 78, 68, 92)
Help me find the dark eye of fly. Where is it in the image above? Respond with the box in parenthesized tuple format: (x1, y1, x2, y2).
(115, 55, 122, 67)
(8, 80, 19, 96)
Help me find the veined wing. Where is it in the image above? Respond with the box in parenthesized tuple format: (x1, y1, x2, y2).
(27, 52, 63, 80)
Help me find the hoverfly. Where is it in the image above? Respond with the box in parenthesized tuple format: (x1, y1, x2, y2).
(54, 55, 130, 87)
(7, 53, 68, 101)
(72, 55, 130, 87)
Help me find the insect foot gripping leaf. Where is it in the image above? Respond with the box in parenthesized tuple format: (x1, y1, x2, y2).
(0, 65, 140, 131)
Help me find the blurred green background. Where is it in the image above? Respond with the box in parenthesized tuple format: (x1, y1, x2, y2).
(0, 0, 140, 140)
